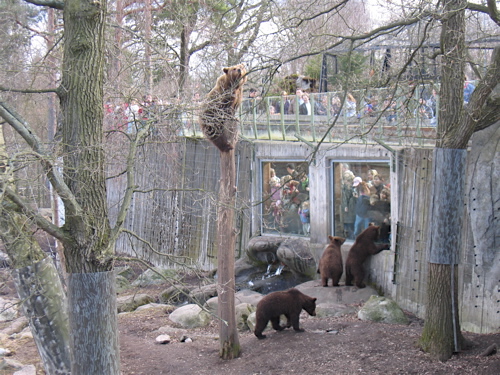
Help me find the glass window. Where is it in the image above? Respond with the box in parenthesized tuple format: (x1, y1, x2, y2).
(332, 161, 391, 242)
(261, 161, 310, 236)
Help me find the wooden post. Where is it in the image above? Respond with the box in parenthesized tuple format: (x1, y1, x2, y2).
(217, 149, 240, 359)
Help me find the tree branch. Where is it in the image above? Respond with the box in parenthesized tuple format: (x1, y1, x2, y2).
(467, 1, 500, 26)
(0, 99, 82, 219)
(23, 0, 64, 10)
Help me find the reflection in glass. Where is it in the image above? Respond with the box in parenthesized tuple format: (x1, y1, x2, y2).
(262, 162, 309, 236)
(334, 162, 391, 242)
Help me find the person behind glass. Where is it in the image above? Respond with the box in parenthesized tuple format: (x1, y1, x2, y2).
(371, 174, 385, 197)
(366, 169, 378, 187)
(298, 201, 310, 236)
(375, 188, 391, 242)
(299, 93, 312, 115)
(341, 170, 356, 240)
(314, 95, 328, 115)
(353, 180, 371, 237)
(286, 163, 300, 180)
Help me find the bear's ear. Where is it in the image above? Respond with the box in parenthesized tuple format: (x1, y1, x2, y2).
(223, 67, 229, 74)
(312, 298, 317, 302)
(328, 235, 334, 242)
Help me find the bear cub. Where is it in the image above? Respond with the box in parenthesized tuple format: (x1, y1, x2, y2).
(318, 235, 345, 287)
(345, 224, 390, 288)
(254, 288, 317, 339)
(200, 64, 247, 152)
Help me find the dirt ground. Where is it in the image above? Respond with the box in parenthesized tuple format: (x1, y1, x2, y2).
(2, 275, 499, 375)
(116, 303, 499, 375)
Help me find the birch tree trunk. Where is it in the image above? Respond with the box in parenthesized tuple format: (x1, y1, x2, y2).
(217, 149, 240, 359)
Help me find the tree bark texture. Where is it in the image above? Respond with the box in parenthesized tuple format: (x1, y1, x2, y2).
(13, 258, 71, 375)
(60, 0, 112, 273)
(420, 263, 464, 361)
(217, 149, 240, 359)
(68, 271, 120, 374)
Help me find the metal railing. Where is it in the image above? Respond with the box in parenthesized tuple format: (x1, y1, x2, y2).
(237, 86, 440, 146)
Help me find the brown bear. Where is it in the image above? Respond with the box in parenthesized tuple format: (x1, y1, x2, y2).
(317, 235, 345, 287)
(200, 64, 247, 152)
(345, 224, 390, 288)
(254, 288, 316, 339)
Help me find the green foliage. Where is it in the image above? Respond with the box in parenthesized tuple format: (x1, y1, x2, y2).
(303, 55, 322, 80)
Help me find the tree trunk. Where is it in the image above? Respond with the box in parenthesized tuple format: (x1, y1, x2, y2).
(60, 1, 119, 372)
(68, 271, 120, 374)
(217, 149, 240, 359)
(13, 258, 71, 375)
(420, 0, 467, 361)
(60, 0, 111, 272)
(420, 263, 464, 361)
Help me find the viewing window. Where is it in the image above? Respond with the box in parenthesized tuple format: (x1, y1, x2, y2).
(331, 161, 391, 242)
(261, 161, 310, 236)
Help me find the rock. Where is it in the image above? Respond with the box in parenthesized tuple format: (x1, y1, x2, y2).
(155, 334, 171, 344)
(169, 304, 210, 328)
(358, 295, 409, 324)
(0, 348, 11, 356)
(117, 294, 155, 313)
(13, 364, 36, 375)
(316, 303, 357, 318)
(135, 303, 170, 312)
(295, 280, 378, 304)
(204, 289, 263, 312)
(159, 285, 194, 305)
(1, 316, 28, 336)
(276, 238, 316, 279)
(131, 268, 177, 287)
(115, 274, 131, 292)
(188, 284, 218, 305)
(235, 303, 256, 331)
(115, 266, 135, 280)
(246, 236, 283, 265)
(0, 298, 18, 322)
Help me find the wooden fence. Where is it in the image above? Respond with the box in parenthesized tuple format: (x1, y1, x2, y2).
(106, 133, 498, 334)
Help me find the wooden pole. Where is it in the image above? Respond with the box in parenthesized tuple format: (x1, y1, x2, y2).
(217, 148, 240, 359)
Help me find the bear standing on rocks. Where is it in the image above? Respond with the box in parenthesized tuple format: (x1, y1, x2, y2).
(317, 236, 345, 287)
(345, 224, 390, 288)
(254, 288, 316, 339)
(200, 64, 247, 152)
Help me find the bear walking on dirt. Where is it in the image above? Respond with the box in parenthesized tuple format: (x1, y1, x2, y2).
(200, 64, 247, 152)
(254, 288, 317, 339)
(345, 224, 390, 288)
(318, 235, 345, 287)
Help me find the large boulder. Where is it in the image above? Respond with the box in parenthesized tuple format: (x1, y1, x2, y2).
(131, 268, 177, 287)
(276, 238, 316, 279)
(159, 285, 194, 305)
(117, 294, 155, 313)
(357, 295, 409, 324)
(204, 289, 263, 312)
(235, 303, 256, 331)
(246, 236, 283, 265)
(169, 304, 211, 328)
